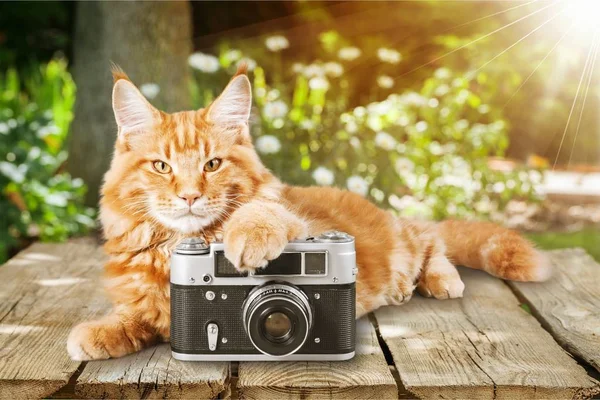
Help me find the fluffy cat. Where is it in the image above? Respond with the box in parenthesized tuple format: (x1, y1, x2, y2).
(67, 66, 552, 360)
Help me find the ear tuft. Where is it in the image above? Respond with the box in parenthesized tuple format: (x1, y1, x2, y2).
(234, 62, 248, 77)
(206, 75, 252, 124)
(110, 62, 131, 83)
(112, 79, 158, 135)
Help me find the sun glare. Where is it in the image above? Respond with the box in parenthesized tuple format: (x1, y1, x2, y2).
(563, 0, 600, 37)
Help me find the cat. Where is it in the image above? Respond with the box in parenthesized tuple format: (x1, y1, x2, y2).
(67, 65, 552, 360)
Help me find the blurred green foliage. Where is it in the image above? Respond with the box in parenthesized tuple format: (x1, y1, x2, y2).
(188, 31, 540, 220)
(528, 229, 600, 262)
(0, 60, 95, 263)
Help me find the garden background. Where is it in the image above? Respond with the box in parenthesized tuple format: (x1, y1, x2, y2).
(1, 0, 599, 264)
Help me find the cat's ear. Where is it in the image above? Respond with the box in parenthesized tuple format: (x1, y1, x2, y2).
(112, 74, 160, 136)
(206, 72, 252, 124)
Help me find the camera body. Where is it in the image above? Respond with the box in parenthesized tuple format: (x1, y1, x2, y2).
(170, 231, 357, 361)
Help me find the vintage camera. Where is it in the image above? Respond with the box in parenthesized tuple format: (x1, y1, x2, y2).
(170, 231, 357, 361)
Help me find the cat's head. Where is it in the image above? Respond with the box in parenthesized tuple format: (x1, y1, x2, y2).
(101, 66, 275, 236)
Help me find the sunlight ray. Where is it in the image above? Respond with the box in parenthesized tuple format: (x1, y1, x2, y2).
(398, 0, 562, 78)
(438, 0, 541, 35)
(567, 32, 600, 166)
(553, 30, 598, 170)
(502, 21, 575, 110)
(473, 5, 569, 74)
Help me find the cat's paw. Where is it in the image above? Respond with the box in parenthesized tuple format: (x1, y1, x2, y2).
(67, 321, 111, 361)
(223, 203, 306, 273)
(417, 271, 465, 300)
(67, 317, 140, 360)
(224, 218, 289, 273)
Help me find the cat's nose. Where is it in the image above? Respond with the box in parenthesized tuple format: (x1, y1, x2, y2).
(178, 193, 201, 207)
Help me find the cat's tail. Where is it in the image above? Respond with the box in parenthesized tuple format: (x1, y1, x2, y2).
(437, 220, 553, 282)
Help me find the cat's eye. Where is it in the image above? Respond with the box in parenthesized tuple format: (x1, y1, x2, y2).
(204, 158, 222, 172)
(152, 160, 171, 174)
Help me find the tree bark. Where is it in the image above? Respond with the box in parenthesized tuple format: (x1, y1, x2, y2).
(68, 1, 192, 206)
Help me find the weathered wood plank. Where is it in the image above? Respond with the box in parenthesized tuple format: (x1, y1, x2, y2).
(375, 268, 599, 400)
(0, 239, 110, 398)
(74, 343, 229, 399)
(509, 248, 600, 375)
(237, 318, 398, 399)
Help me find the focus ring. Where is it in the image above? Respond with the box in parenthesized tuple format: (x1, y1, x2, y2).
(242, 282, 313, 357)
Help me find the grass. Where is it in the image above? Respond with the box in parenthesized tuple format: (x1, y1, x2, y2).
(527, 228, 600, 262)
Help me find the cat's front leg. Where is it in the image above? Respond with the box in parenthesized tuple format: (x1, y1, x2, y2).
(67, 311, 160, 360)
(223, 201, 307, 273)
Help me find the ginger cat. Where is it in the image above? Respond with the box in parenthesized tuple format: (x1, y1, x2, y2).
(67, 66, 552, 360)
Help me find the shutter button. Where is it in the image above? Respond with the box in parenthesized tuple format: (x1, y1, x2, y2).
(176, 238, 210, 255)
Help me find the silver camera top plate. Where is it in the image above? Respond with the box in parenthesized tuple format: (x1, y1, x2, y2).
(171, 231, 356, 287)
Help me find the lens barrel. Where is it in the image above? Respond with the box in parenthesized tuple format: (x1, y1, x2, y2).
(242, 282, 313, 357)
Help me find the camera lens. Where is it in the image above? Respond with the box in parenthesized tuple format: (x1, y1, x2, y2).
(264, 312, 292, 340)
(242, 282, 313, 357)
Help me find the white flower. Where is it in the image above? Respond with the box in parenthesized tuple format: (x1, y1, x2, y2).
(299, 120, 315, 130)
(309, 76, 330, 91)
(389, 194, 419, 210)
(478, 104, 490, 114)
(303, 64, 325, 78)
(345, 120, 358, 134)
(377, 75, 394, 89)
(475, 198, 493, 213)
(265, 35, 289, 52)
(434, 84, 450, 97)
(395, 157, 415, 174)
(399, 92, 426, 106)
(434, 68, 451, 80)
(415, 121, 428, 133)
(263, 100, 289, 119)
(324, 62, 344, 77)
(429, 141, 443, 155)
(224, 49, 242, 62)
(455, 119, 469, 131)
(292, 63, 305, 74)
(267, 89, 280, 101)
(312, 167, 335, 186)
(255, 135, 282, 154)
(428, 98, 439, 108)
(38, 124, 60, 137)
(529, 170, 543, 183)
(140, 83, 160, 99)
(0, 122, 10, 135)
(188, 52, 220, 73)
(396, 115, 410, 126)
(375, 131, 397, 151)
(237, 58, 257, 71)
(377, 48, 402, 64)
(347, 175, 369, 196)
(350, 137, 361, 148)
(338, 46, 361, 61)
(353, 106, 366, 118)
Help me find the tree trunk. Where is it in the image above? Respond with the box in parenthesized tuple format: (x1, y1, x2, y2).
(68, 1, 192, 206)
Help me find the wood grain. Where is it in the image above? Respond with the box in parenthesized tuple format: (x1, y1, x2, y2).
(375, 267, 600, 400)
(0, 239, 110, 399)
(237, 318, 398, 399)
(74, 343, 229, 399)
(509, 248, 600, 374)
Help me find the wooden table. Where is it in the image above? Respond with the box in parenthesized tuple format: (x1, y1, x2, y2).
(0, 239, 599, 399)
